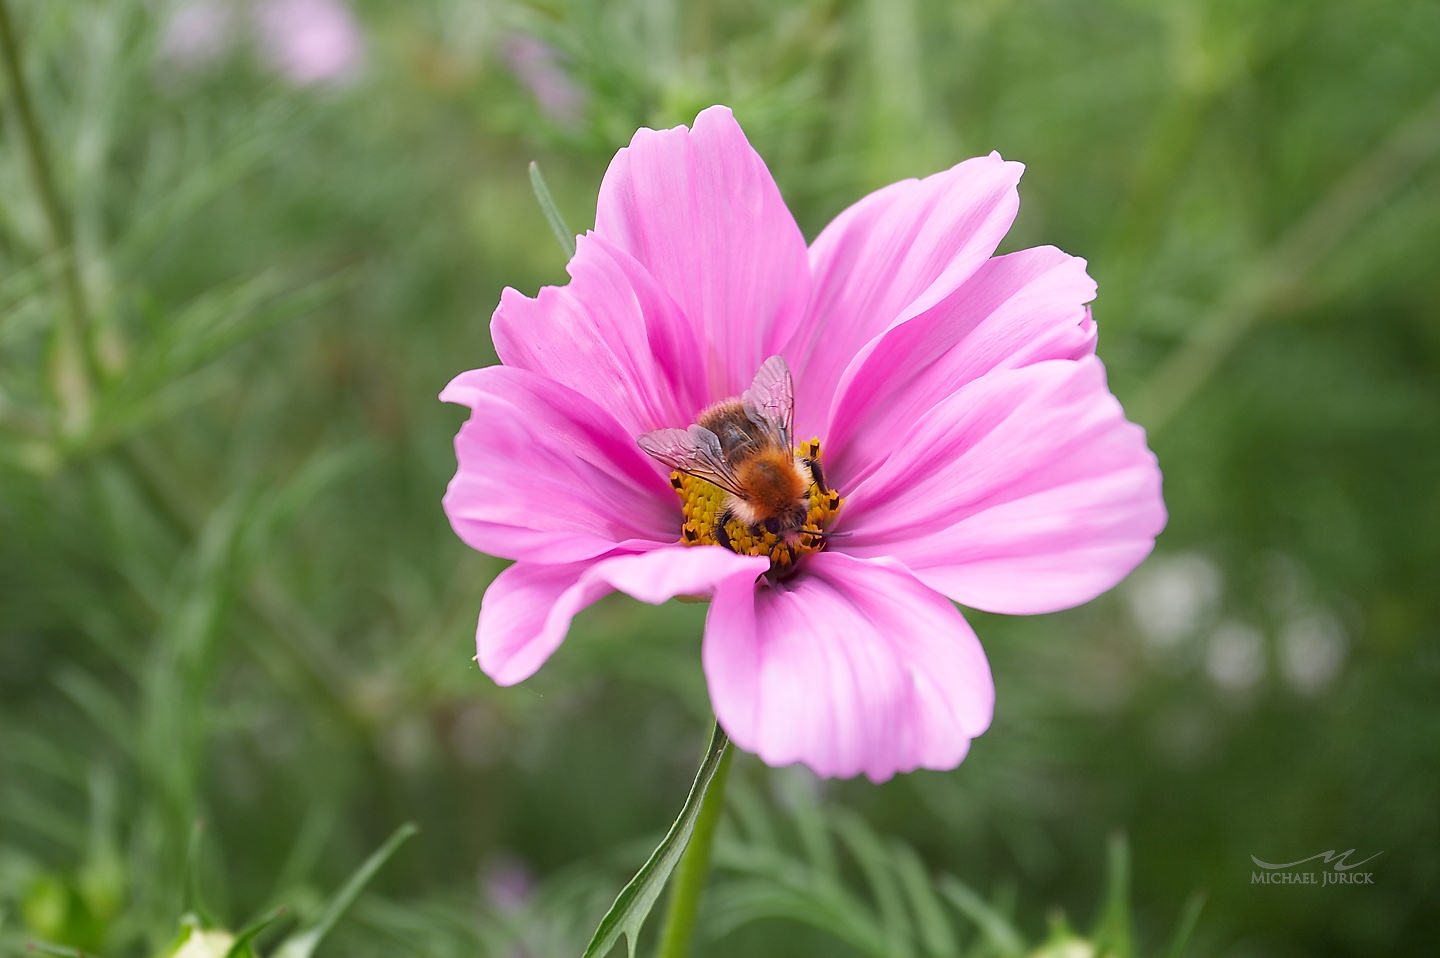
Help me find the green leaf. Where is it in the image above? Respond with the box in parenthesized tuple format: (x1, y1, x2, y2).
(773, 770, 836, 879)
(705, 880, 888, 956)
(23, 943, 103, 958)
(1161, 893, 1206, 958)
(719, 778, 778, 853)
(183, 820, 221, 928)
(582, 722, 730, 958)
(1090, 833, 1134, 958)
(272, 822, 418, 958)
(889, 840, 959, 958)
(224, 907, 288, 958)
(529, 161, 577, 259)
(833, 812, 913, 958)
(938, 877, 1026, 957)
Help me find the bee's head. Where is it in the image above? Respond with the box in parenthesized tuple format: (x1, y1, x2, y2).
(762, 500, 810, 537)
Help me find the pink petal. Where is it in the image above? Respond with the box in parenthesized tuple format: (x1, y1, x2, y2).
(840, 357, 1166, 615)
(826, 246, 1098, 488)
(492, 232, 707, 437)
(787, 154, 1024, 439)
(594, 105, 809, 398)
(704, 552, 993, 782)
(441, 366, 679, 563)
(480, 546, 768, 685)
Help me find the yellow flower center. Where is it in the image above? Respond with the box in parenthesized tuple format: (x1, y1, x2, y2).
(668, 438, 844, 575)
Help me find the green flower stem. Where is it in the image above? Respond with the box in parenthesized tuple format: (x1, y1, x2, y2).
(0, 0, 96, 419)
(655, 732, 733, 958)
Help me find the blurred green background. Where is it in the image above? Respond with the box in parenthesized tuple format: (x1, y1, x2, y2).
(3, 0, 1438, 956)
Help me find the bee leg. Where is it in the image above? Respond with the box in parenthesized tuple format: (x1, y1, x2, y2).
(714, 506, 735, 553)
(805, 457, 830, 496)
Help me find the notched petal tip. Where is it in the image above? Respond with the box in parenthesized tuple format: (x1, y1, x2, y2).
(623, 104, 740, 143)
(439, 366, 495, 407)
(982, 148, 1026, 174)
(695, 103, 736, 120)
(596, 101, 809, 396)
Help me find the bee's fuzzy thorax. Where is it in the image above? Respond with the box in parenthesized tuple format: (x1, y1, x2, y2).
(734, 451, 808, 514)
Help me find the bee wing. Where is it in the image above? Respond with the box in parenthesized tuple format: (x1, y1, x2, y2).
(637, 425, 747, 498)
(742, 355, 794, 449)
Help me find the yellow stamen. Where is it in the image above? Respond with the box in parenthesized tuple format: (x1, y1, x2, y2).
(670, 438, 843, 573)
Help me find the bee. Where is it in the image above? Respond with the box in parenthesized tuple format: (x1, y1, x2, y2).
(638, 355, 830, 556)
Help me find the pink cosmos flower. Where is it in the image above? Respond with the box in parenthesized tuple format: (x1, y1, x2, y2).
(442, 106, 1166, 782)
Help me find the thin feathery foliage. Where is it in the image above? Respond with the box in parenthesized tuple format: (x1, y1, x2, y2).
(707, 773, 1203, 958)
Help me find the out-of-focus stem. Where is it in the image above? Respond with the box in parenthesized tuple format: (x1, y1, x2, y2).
(528, 160, 576, 259)
(0, 0, 96, 418)
(655, 733, 733, 958)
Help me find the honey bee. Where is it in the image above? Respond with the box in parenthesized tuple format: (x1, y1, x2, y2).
(638, 356, 830, 555)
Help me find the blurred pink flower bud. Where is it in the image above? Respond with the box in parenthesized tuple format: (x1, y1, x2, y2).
(481, 854, 535, 913)
(502, 34, 584, 126)
(158, 0, 237, 72)
(255, 0, 364, 86)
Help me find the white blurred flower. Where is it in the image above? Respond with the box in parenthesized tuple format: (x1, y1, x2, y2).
(170, 926, 236, 958)
(1205, 620, 1265, 693)
(1028, 937, 1097, 958)
(1279, 609, 1347, 695)
(1124, 551, 1222, 650)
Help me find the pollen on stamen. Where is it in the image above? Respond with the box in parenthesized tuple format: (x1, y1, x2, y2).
(670, 438, 843, 573)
